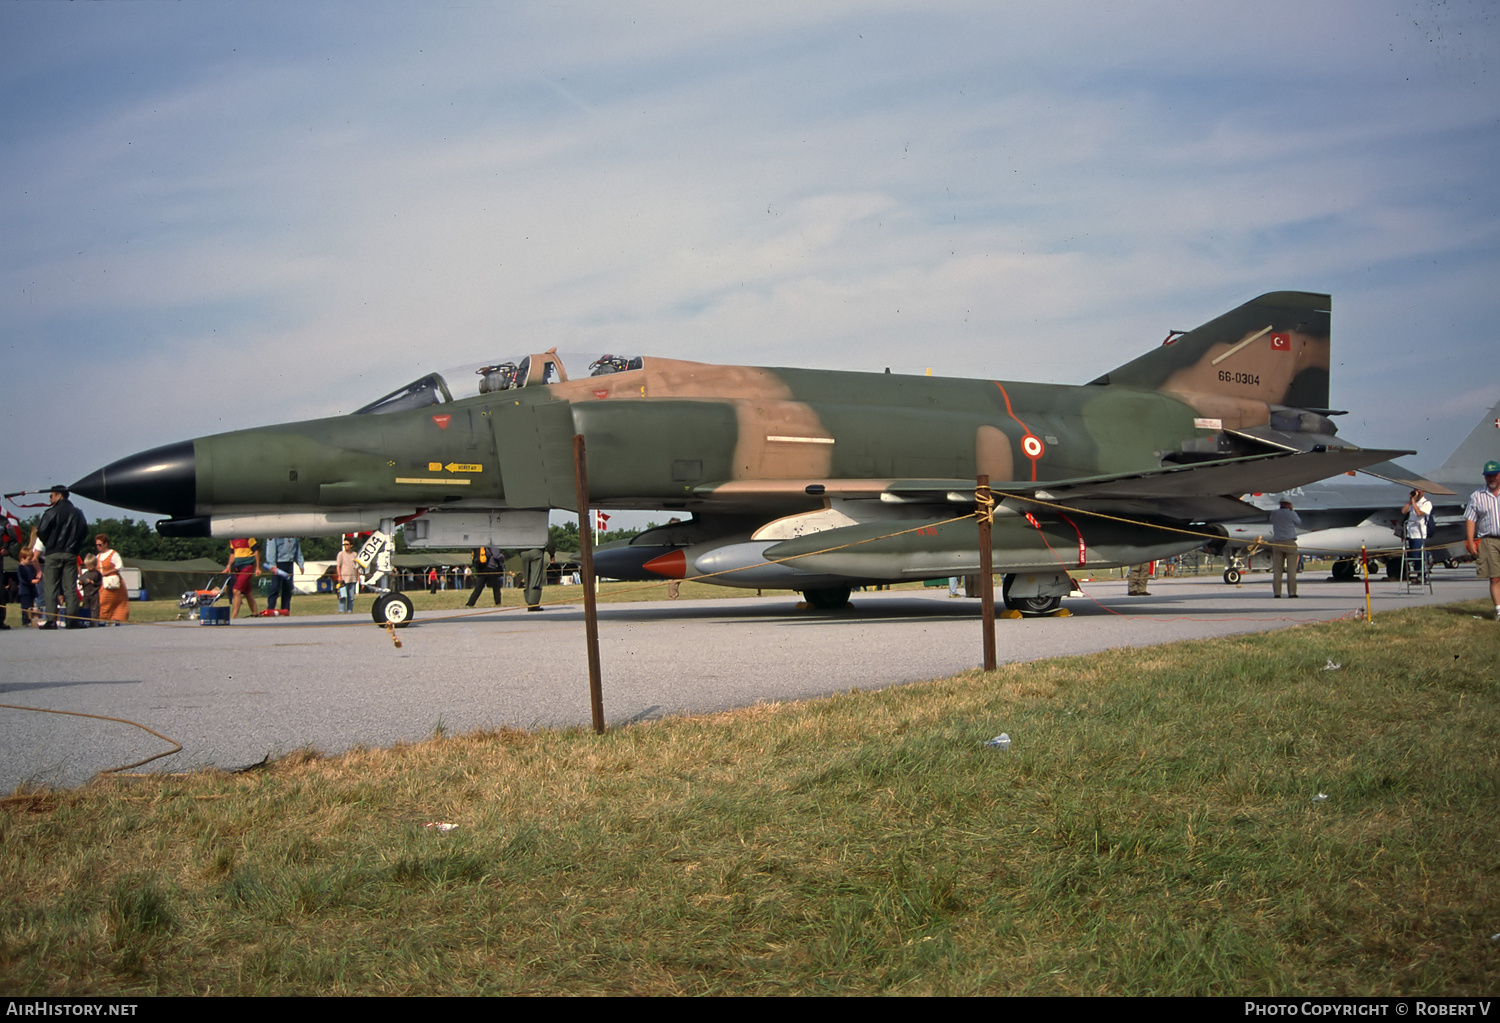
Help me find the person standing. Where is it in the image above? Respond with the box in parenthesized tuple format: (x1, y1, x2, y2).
(17, 548, 42, 626)
(1127, 561, 1152, 596)
(465, 546, 505, 607)
(36, 485, 88, 629)
(335, 538, 361, 613)
(1401, 488, 1433, 583)
(79, 553, 102, 626)
(518, 547, 550, 611)
(1268, 499, 1302, 598)
(220, 537, 261, 619)
(263, 537, 305, 617)
(0, 515, 19, 630)
(1463, 460, 1500, 620)
(94, 534, 130, 624)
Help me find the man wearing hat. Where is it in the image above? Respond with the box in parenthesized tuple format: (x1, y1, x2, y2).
(1463, 460, 1500, 620)
(35, 485, 89, 630)
(1268, 498, 1302, 598)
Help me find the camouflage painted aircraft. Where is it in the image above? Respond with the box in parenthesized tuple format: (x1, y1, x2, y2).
(73, 291, 1420, 623)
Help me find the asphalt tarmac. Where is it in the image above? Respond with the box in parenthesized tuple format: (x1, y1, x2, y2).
(1, 570, 1485, 791)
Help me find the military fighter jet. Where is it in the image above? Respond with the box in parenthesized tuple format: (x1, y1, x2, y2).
(73, 291, 1417, 623)
(1211, 396, 1499, 582)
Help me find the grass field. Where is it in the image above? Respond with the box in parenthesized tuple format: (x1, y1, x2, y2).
(2, 600, 1496, 995)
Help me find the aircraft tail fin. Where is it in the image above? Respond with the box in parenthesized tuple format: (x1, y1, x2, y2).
(1091, 291, 1332, 412)
(1429, 398, 1500, 481)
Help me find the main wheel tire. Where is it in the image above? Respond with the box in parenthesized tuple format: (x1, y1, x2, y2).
(802, 585, 852, 610)
(371, 592, 414, 628)
(1014, 594, 1061, 615)
(1331, 559, 1356, 582)
(1001, 574, 1063, 616)
(1223, 568, 1242, 584)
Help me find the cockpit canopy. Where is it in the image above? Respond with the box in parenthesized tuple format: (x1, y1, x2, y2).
(355, 349, 644, 415)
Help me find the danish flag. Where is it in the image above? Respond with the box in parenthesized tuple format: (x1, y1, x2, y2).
(594, 510, 610, 532)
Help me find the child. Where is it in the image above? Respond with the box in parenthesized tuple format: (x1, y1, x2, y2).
(17, 549, 42, 627)
(79, 554, 102, 627)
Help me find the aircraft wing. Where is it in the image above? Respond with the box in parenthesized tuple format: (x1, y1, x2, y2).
(692, 446, 1415, 509)
(1030, 446, 1415, 501)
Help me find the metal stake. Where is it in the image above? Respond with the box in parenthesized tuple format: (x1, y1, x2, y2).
(573, 435, 606, 733)
(977, 474, 997, 671)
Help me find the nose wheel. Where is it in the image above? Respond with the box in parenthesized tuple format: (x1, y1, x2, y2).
(371, 592, 414, 628)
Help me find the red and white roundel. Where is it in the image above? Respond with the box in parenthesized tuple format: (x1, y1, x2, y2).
(1021, 435, 1045, 459)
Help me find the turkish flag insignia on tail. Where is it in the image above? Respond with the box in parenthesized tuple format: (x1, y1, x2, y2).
(1269, 332, 1291, 351)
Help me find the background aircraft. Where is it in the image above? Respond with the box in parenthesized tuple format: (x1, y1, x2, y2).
(74, 291, 1415, 622)
(1210, 397, 1499, 581)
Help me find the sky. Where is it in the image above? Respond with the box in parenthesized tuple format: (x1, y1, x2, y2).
(3, 0, 1498, 527)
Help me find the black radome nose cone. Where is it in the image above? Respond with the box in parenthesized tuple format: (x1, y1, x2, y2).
(72, 440, 197, 517)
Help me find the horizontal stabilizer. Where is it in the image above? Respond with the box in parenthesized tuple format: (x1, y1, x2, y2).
(1353, 460, 1455, 496)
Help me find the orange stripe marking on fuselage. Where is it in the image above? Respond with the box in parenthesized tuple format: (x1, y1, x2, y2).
(993, 381, 1043, 482)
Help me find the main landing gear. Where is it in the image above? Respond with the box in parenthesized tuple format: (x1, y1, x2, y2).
(800, 585, 853, 610)
(1000, 573, 1066, 616)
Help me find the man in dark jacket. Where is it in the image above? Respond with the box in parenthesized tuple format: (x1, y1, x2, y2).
(36, 485, 89, 629)
(465, 545, 506, 607)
